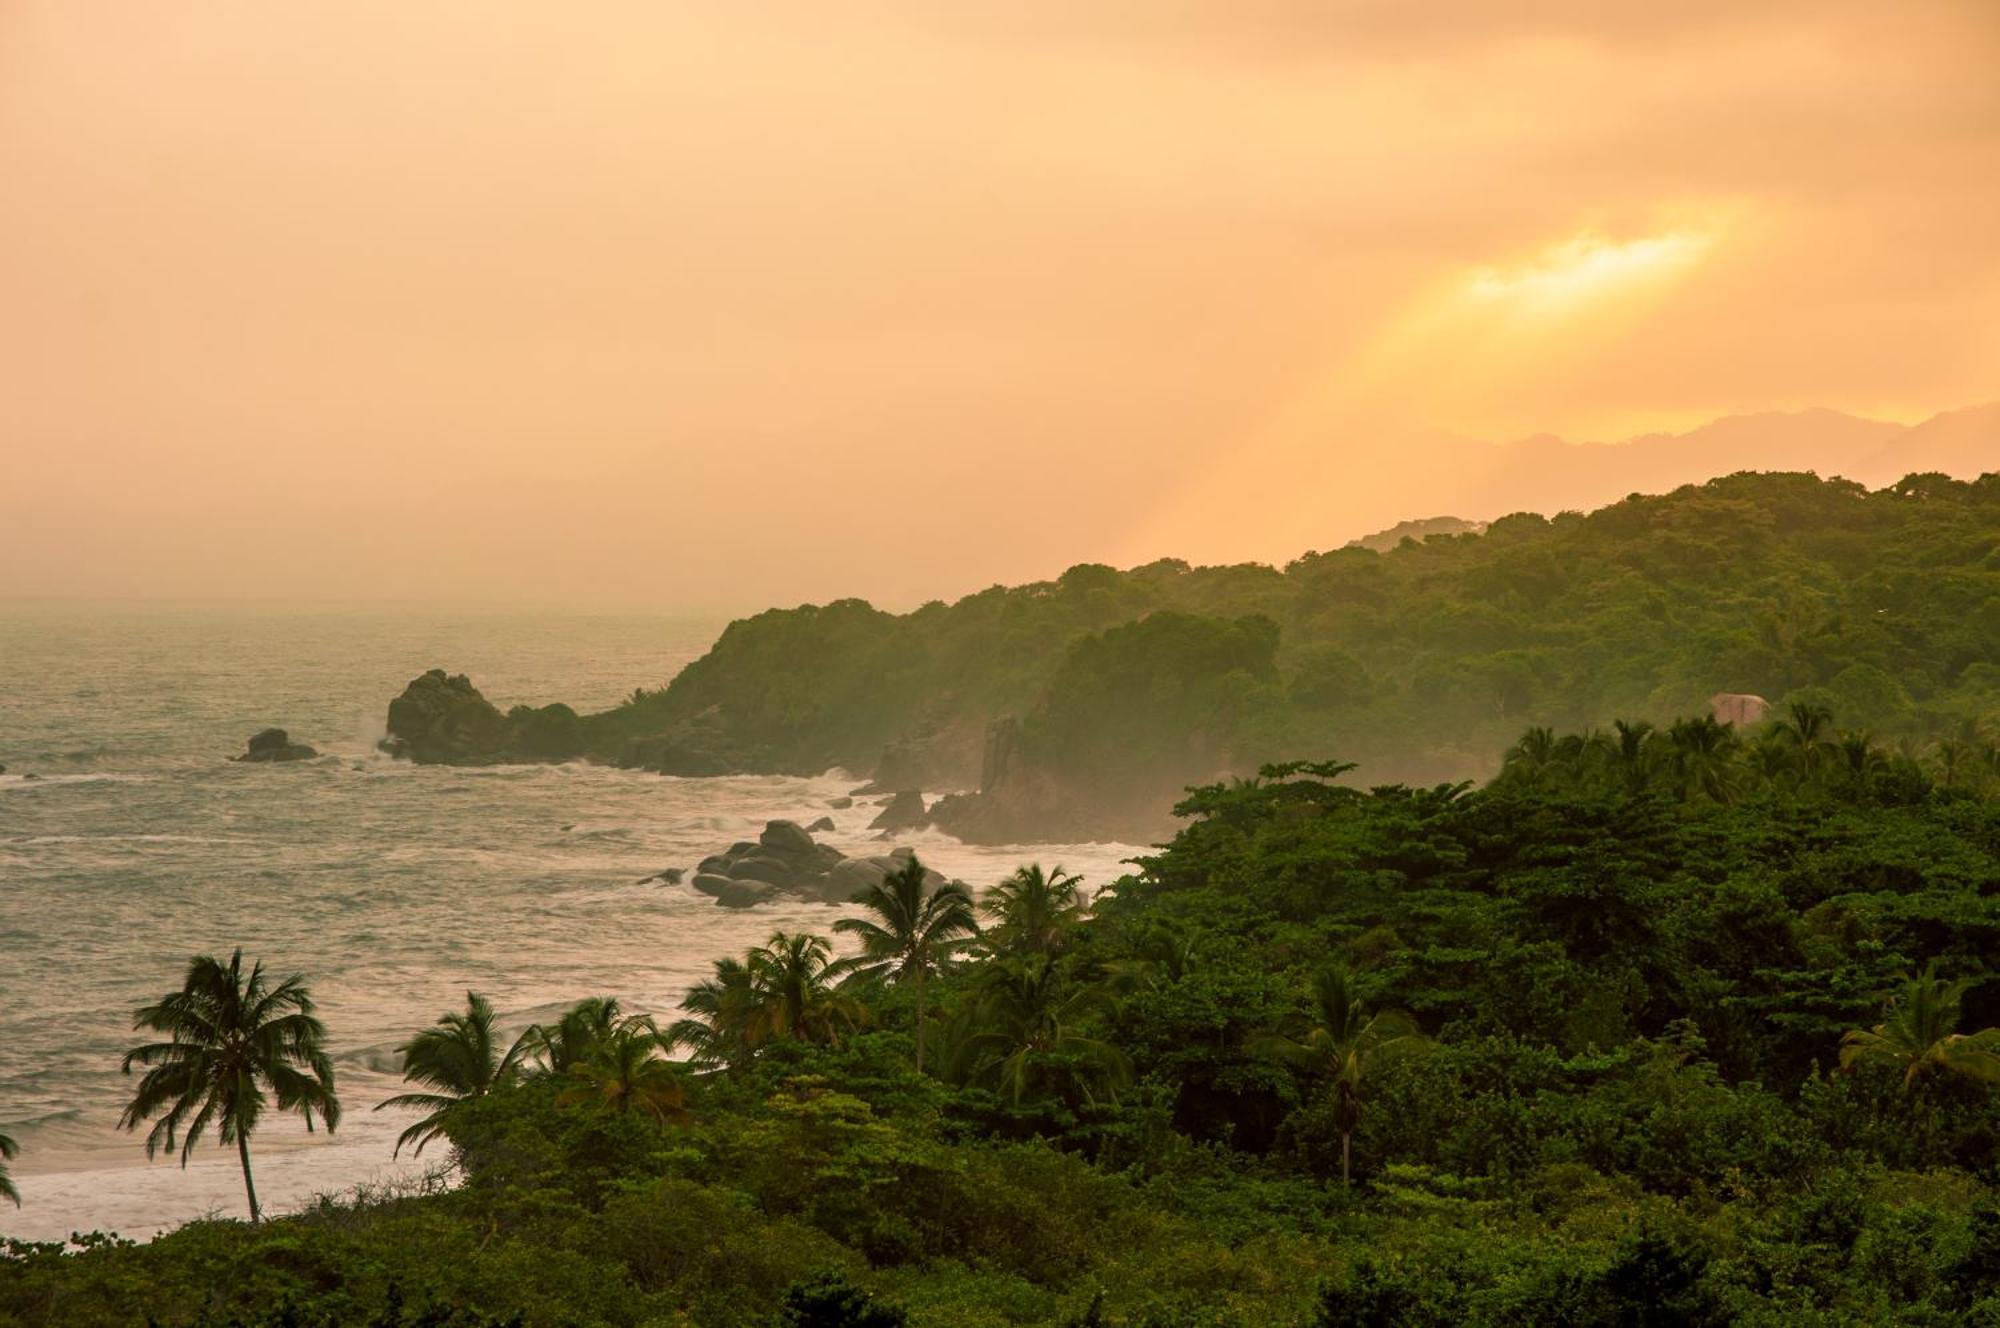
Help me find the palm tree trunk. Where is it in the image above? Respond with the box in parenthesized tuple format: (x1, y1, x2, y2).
(914, 967, 927, 1074)
(1341, 1131, 1351, 1188)
(238, 1132, 261, 1223)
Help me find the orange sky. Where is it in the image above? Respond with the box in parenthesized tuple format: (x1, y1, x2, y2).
(3, 1, 1996, 609)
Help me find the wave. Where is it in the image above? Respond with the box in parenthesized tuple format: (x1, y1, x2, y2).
(0, 772, 154, 790)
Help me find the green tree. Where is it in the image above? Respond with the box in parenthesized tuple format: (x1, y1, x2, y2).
(1664, 715, 1739, 804)
(120, 950, 341, 1223)
(0, 1130, 17, 1207)
(374, 991, 523, 1158)
(556, 1019, 690, 1126)
(981, 863, 1086, 958)
(1774, 700, 1837, 778)
(667, 956, 761, 1070)
(1255, 967, 1422, 1186)
(835, 859, 976, 1072)
(951, 957, 1130, 1106)
(750, 932, 870, 1046)
(1840, 965, 2000, 1089)
(517, 996, 624, 1076)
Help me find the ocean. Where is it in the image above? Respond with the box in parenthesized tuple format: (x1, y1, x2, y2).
(0, 604, 1144, 1241)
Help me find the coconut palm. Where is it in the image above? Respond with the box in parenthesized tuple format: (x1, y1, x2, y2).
(518, 996, 624, 1076)
(748, 932, 870, 1046)
(557, 1019, 691, 1126)
(1664, 715, 1739, 804)
(373, 991, 524, 1158)
(982, 863, 1086, 959)
(836, 858, 977, 1071)
(1608, 719, 1657, 794)
(0, 1131, 17, 1207)
(1774, 701, 1837, 778)
(1502, 726, 1558, 786)
(668, 956, 762, 1070)
(120, 950, 341, 1223)
(1253, 966, 1423, 1186)
(1840, 965, 2000, 1090)
(950, 957, 1130, 1107)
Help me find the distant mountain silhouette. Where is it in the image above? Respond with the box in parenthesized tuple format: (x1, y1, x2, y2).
(1863, 402, 2000, 481)
(1443, 404, 1996, 520)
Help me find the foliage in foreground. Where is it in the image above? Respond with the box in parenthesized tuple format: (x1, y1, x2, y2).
(5, 741, 2000, 1325)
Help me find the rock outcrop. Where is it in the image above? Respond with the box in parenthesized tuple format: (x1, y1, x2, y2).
(380, 670, 586, 764)
(1709, 692, 1771, 726)
(868, 790, 929, 833)
(235, 728, 318, 763)
(381, 670, 511, 763)
(686, 819, 961, 908)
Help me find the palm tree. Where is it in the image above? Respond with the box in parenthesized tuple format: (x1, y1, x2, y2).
(1664, 715, 1739, 804)
(0, 1131, 17, 1207)
(836, 859, 977, 1071)
(1502, 726, 1558, 786)
(120, 950, 341, 1223)
(1834, 731, 1886, 783)
(1840, 965, 2000, 1089)
(950, 957, 1130, 1107)
(982, 863, 1085, 959)
(1253, 967, 1423, 1186)
(556, 1019, 690, 1126)
(1774, 701, 1837, 778)
(748, 932, 870, 1046)
(517, 996, 624, 1076)
(667, 956, 762, 1070)
(1608, 719, 1656, 794)
(373, 991, 524, 1158)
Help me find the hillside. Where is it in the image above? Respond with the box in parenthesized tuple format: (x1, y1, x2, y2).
(383, 470, 2000, 842)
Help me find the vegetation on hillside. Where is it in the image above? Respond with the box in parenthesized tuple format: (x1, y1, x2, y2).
(388, 470, 2000, 839)
(6, 711, 1999, 1325)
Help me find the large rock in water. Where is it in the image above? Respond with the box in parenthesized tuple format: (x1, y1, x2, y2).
(868, 790, 929, 833)
(236, 728, 318, 762)
(380, 670, 510, 763)
(680, 817, 965, 909)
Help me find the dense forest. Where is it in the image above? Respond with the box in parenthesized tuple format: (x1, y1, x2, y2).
(5, 715, 1998, 1326)
(383, 470, 2000, 841)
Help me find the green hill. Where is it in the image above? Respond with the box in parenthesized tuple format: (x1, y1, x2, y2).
(384, 470, 2000, 840)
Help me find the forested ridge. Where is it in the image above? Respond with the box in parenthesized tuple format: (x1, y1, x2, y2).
(6, 717, 1999, 1325)
(391, 469, 2000, 841)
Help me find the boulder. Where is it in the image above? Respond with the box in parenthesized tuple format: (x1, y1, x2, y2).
(1709, 692, 1772, 727)
(691, 872, 733, 897)
(716, 880, 780, 909)
(827, 796, 853, 810)
(806, 816, 837, 834)
(727, 855, 798, 887)
(824, 856, 890, 902)
(813, 843, 846, 870)
(760, 819, 818, 856)
(236, 728, 318, 763)
(657, 868, 684, 885)
(868, 790, 929, 833)
(697, 855, 732, 876)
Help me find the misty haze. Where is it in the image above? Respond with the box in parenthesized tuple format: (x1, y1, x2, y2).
(2, 3, 1998, 1326)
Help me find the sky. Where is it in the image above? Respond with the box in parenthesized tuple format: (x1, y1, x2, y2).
(3, 1, 1997, 610)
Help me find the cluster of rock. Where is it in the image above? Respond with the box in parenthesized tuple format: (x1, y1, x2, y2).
(234, 728, 318, 763)
(672, 818, 963, 909)
(380, 670, 586, 764)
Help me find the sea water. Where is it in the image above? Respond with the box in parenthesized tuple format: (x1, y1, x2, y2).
(0, 604, 1143, 1241)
